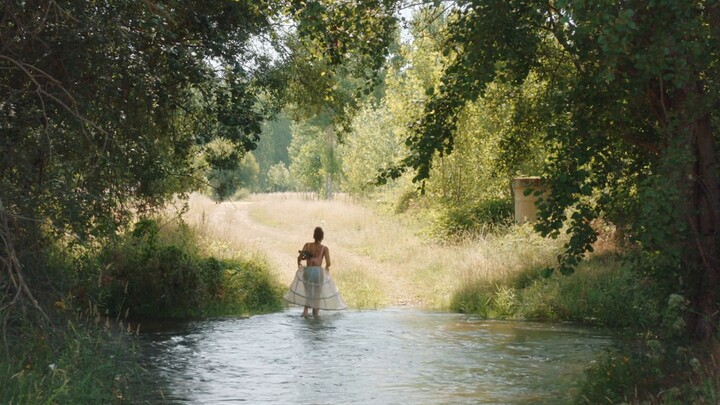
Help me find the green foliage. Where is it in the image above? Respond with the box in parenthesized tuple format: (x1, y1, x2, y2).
(204, 137, 245, 172)
(0, 309, 145, 404)
(368, 0, 720, 339)
(450, 281, 492, 317)
(342, 7, 521, 239)
(577, 341, 720, 404)
(101, 219, 284, 318)
(0, 0, 280, 243)
(452, 255, 657, 329)
(342, 103, 407, 196)
(426, 199, 513, 239)
(254, 114, 293, 191)
(287, 119, 343, 197)
(288, 125, 325, 194)
(394, 188, 419, 214)
(280, 0, 399, 133)
(266, 162, 295, 192)
(536, 263, 657, 328)
(202, 139, 261, 201)
(577, 349, 656, 404)
(207, 154, 260, 201)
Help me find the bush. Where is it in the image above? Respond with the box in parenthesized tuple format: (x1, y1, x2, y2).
(576, 341, 720, 404)
(450, 254, 657, 328)
(548, 260, 657, 328)
(100, 218, 284, 318)
(450, 280, 493, 317)
(428, 198, 513, 239)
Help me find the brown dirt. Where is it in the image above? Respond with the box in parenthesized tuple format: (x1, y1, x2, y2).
(182, 193, 422, 306)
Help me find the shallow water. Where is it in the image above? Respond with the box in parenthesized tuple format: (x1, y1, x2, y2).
(137, 308, 614, 404)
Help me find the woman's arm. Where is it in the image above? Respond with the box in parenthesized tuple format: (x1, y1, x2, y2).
(298, 243, 308, 267)
(324, 246, 331, 270)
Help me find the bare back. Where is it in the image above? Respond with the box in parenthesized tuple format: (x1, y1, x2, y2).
(303, 242, 329, 267)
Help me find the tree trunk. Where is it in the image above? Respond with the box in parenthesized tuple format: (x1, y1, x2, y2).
(325, 124, 335, 200)
(684, 83, 720, 340)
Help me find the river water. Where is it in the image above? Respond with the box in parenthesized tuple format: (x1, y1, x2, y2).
(136, 308, 613, 404)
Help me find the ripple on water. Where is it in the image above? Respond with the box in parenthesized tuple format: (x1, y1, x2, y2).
(136, 308, 614, 404)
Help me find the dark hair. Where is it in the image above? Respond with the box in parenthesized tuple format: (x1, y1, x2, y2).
(313, 226, 324, 242)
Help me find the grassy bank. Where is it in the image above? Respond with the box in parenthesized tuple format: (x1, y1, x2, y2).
(2, 209, 285, 403)
(0, 308, 144, 404)
(99, 217, 285, 319)
(6, 192, 713, 403)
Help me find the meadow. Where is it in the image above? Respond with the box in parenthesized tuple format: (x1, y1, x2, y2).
(182, 193, 549, 307)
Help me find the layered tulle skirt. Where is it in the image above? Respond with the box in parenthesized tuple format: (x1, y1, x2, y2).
(284, 266, 347, 310)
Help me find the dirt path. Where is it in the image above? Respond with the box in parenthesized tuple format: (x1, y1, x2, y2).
(184, 193, 423, 307)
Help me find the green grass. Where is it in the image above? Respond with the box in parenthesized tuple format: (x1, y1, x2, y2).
(333, 265, 386, 309)
(2, 212, 288, 404)
(450, 254, 657, 329)
(0, 310, 146, 404)
(99, 217, 285, 319)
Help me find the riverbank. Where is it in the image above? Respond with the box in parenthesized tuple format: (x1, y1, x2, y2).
(178, 192, 654, 328)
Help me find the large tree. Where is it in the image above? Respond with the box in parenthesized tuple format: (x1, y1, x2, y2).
(0, 0, 401, 318)
(380, 1, 720, 340)
(0, 1, 276, 316)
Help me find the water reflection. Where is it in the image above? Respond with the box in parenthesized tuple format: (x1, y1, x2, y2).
(137, 309, 613, 404)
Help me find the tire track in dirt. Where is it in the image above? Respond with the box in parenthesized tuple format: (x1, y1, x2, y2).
(186, 194, 420, 306)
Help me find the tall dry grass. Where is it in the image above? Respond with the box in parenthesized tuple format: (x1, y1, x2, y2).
(178, 193, 565, 309)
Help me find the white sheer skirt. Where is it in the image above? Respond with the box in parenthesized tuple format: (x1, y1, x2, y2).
(284, 266, 347, 310)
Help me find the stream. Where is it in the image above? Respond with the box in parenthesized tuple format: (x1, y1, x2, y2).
(135, 308, 614, 404)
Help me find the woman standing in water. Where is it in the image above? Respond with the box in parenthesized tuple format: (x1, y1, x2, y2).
(284, 227, 347, 317)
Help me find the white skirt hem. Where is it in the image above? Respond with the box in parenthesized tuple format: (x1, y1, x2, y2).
(284, 266, 347, 310)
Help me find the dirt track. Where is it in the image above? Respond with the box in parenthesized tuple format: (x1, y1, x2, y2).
(183, 193, 424, 306)
(184, 195, 304, 283)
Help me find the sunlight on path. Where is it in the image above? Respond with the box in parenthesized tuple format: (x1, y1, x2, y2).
(182, 193, 451, 308)
(180, 193, 561, 309)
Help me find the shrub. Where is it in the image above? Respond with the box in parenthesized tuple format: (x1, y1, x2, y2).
(428, 198, 513, 239)
(450, 254, 657, 328)
(450, 280, 493, 317)
(100, 218, 284, 318)
(548, 261, 657, 328)
(576, 341, 720, 404)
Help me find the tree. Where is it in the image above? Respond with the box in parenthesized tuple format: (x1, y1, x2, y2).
(0, 0, 401, 289)
(271, 1, 400, 199)
(288, 119, 343, 197)
(266, 162, 294, 192)
(0, 0, 285, 322)
(254, 114, 293, 191)
(204, 139, 260, 200)
(381, 1, 720, 340)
